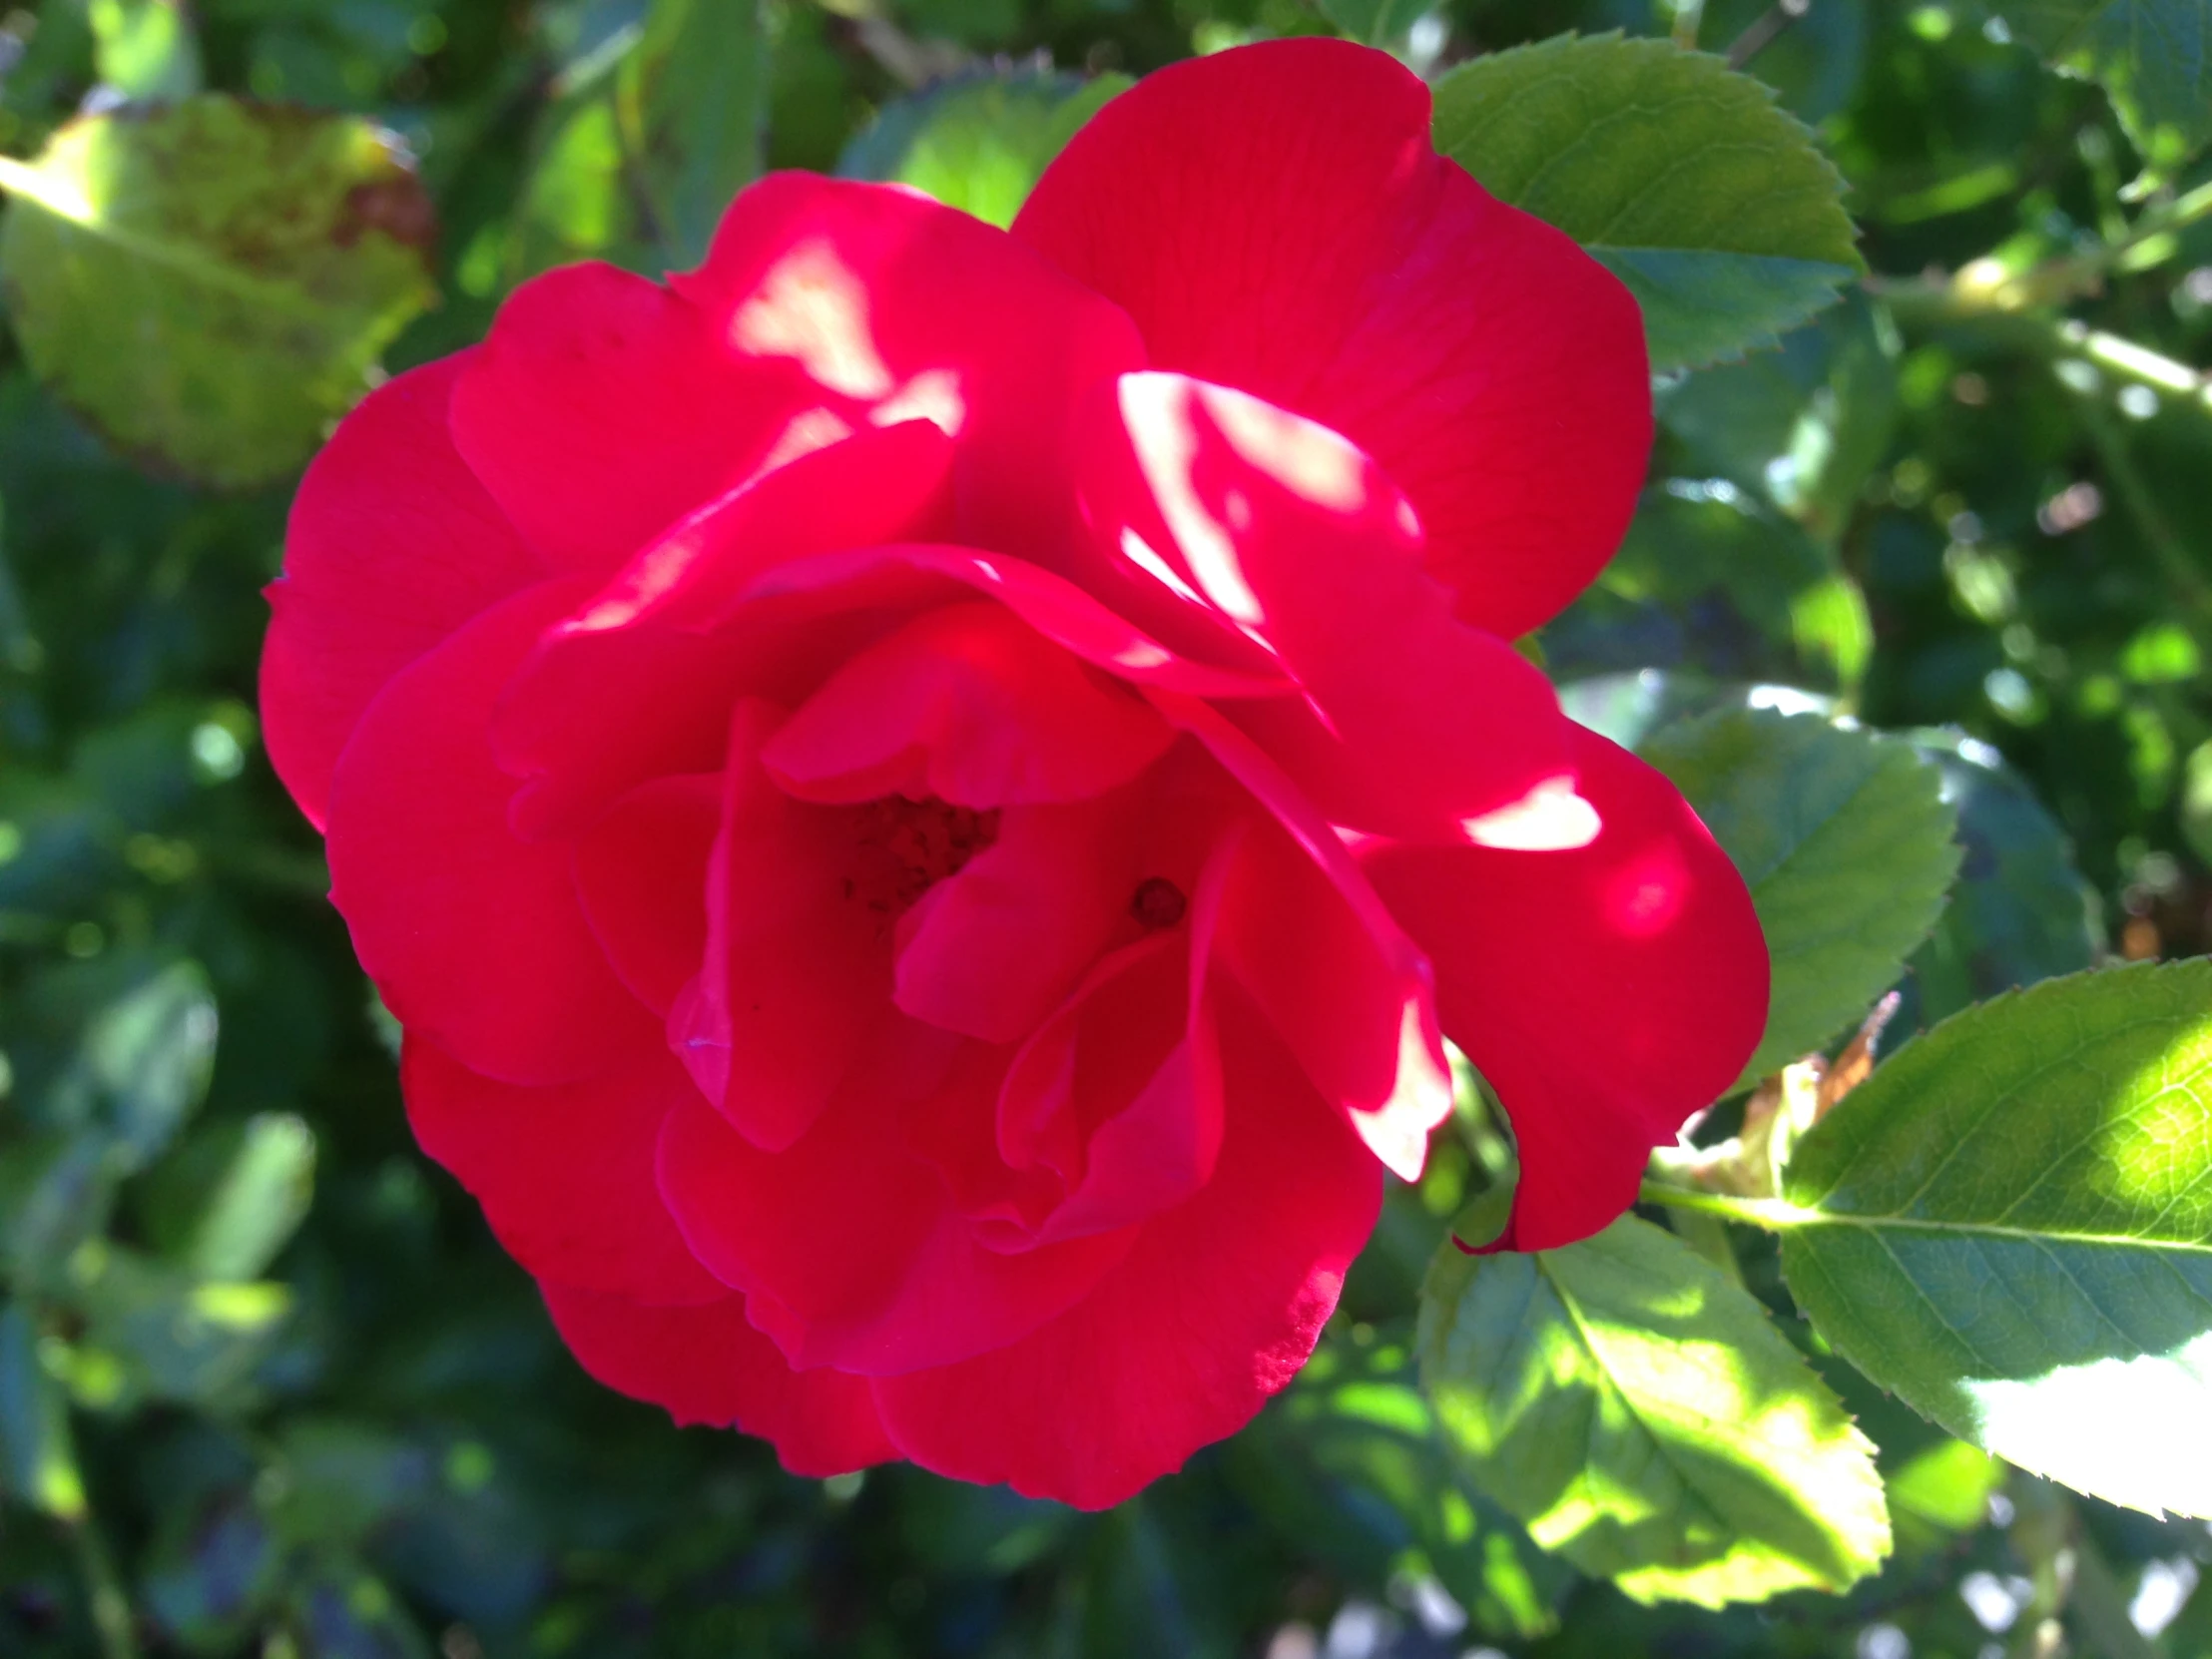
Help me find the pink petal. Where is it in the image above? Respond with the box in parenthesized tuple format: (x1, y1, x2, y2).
(730, 542, 1286, 703)
(1151, 693, 1452, 1181)
(450, 261, 820, 573)
(540, 1283, 897, 1477)
(671, 702, 892, 1151)
(403, 1038, 723, 1306)
(869, 992, 1382, 1509)
(1015, 38, 1649, 639)
(892, 798, 1134, 1044)
(1077, 372, 1576, 839)
(761, 600, 1173, 808)
(572, 774, 722, 1016)
(324, 580, 661, 1086)
(1361, 728, 1769, 1251)
(990, 907, 1225, 1249)
(655, 1032, 1136, 1376)
(671, 172, 1145, 562)
(491, 419, 958, 840)
(261, 353, 541, 830)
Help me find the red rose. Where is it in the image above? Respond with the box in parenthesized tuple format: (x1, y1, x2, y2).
(260, 40, 1766, 1506)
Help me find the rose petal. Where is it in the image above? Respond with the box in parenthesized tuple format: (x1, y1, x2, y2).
(1361, 728, 1769, 1251)
(1016, 38, 1649, 639)
(762, 600, 1174, 809)
(671, 172, 1145, 561)
(451, 261, 822, 573)
(1077, 372, 1576, 838)
(1150, 693, 1452, 1181)
(671, 702, 890, 1151)
(262, 353, 541, 830)
(730, 542, 1286, 703)
(404, 1038, 723, 1306)
(991, 875, 1227, 1249)
(492, 419, 958, 840)
(893, 797, 1135, 1044)
(656, 1030, 1136, 1376)
(540, 1282, 896, 1477)
(572, 774, 722, 1017)
(869, 991, 1381, 1509)
(325, 580, 661, 1086)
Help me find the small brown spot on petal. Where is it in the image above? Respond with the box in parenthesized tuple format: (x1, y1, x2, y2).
(1129, 877, 1187, 930)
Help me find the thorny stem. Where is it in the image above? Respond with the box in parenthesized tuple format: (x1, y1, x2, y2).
(1725, 0, 1809, 70)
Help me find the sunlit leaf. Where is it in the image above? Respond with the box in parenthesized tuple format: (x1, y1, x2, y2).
(1237, 1324, 1569, 1641)
(89, 0, 202, 100)
(1644, 707, 1960, 1086)
(838, 70, 1132, 230)
(1993, 2, 2212, 170)
(0, 97, 436, 487)
(1884, 1438, 2004, 1554)
(1431, 33, 1862, 371)
(186, 1113, 316, 1283)
(1419, 1215, 1891, 1605)
(1778, 959, 2212, 1518)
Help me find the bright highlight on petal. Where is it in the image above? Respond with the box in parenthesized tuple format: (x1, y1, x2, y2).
(1464, 777, 1603, 851)
(731, 238, 897, 398)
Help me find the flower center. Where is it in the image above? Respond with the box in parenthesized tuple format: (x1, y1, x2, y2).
(844, 796, 1001, 915)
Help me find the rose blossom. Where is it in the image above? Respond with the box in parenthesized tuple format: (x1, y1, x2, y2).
(260, 39, 1767, 1507)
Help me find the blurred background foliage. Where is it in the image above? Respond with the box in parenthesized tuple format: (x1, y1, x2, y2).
(0, 0, 2209, 1654)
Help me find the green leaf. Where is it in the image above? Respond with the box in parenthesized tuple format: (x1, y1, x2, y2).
(185, 1113, 316, 1283)
(141, 1492, 278, 1650)
(1657, 293, 1901, 544)
(1776, 959, 2212, 1518)
(1543, 484, 1842, 689)
(1418, 1215, 1891, 1606)
(71, 1247, 291, 1409)
(1237, 1324, 1569, 1640)
(1883, 1438, 2004, 1554)
(0, 1301, 86, 1521)
(88, 0, 202, 100)
(1643, 708, 1960, 1087)
(80, 959, 218, 1171)
(1994, 3, 2212, 171)
(1430, 33, 1862, 372)
(838, 70, 1132, 231)
(287, 1555, 433, 1659)
(619, 0, 767, 266)
(1901, 732, 2100, 1027)
(501, 95, 636, 282)
(270, 1420, 434, 1547)
(0, 98, 436, 488)
(1, 1130, 120, 1294)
